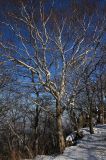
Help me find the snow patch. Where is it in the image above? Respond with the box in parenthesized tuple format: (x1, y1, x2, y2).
(34, 125, 106, 160)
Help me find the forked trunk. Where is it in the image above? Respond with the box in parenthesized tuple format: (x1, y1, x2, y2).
(56, 99, 65, 153)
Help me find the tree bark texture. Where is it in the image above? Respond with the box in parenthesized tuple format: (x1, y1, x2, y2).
(56, 99, 65, 153)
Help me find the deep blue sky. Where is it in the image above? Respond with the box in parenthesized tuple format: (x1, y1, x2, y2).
(0, 0, 106, 72)
(0, 0, 105, 99)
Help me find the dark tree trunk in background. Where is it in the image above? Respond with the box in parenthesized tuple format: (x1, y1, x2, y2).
(86, 84, 94, 134)
(31, 73, 41, 155)
(89, 106, 94, 134)
(32, 106, 40, 155)
(97, 109, 101, 124)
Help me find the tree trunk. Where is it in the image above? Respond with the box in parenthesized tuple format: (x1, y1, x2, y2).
(32, 105, 40, 155)
(89, 106, 94, 134)
(97, 109, 101, 124)
(56, 99, 65, 153)
(86, 83, 94, 134)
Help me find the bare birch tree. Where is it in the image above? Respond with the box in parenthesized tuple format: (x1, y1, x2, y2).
(0, 0, 106, 153)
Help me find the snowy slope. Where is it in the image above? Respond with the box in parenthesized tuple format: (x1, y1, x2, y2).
(35, 125, 106, 160)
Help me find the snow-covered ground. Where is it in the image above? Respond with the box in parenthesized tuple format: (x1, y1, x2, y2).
(35, 125, 106, 160)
